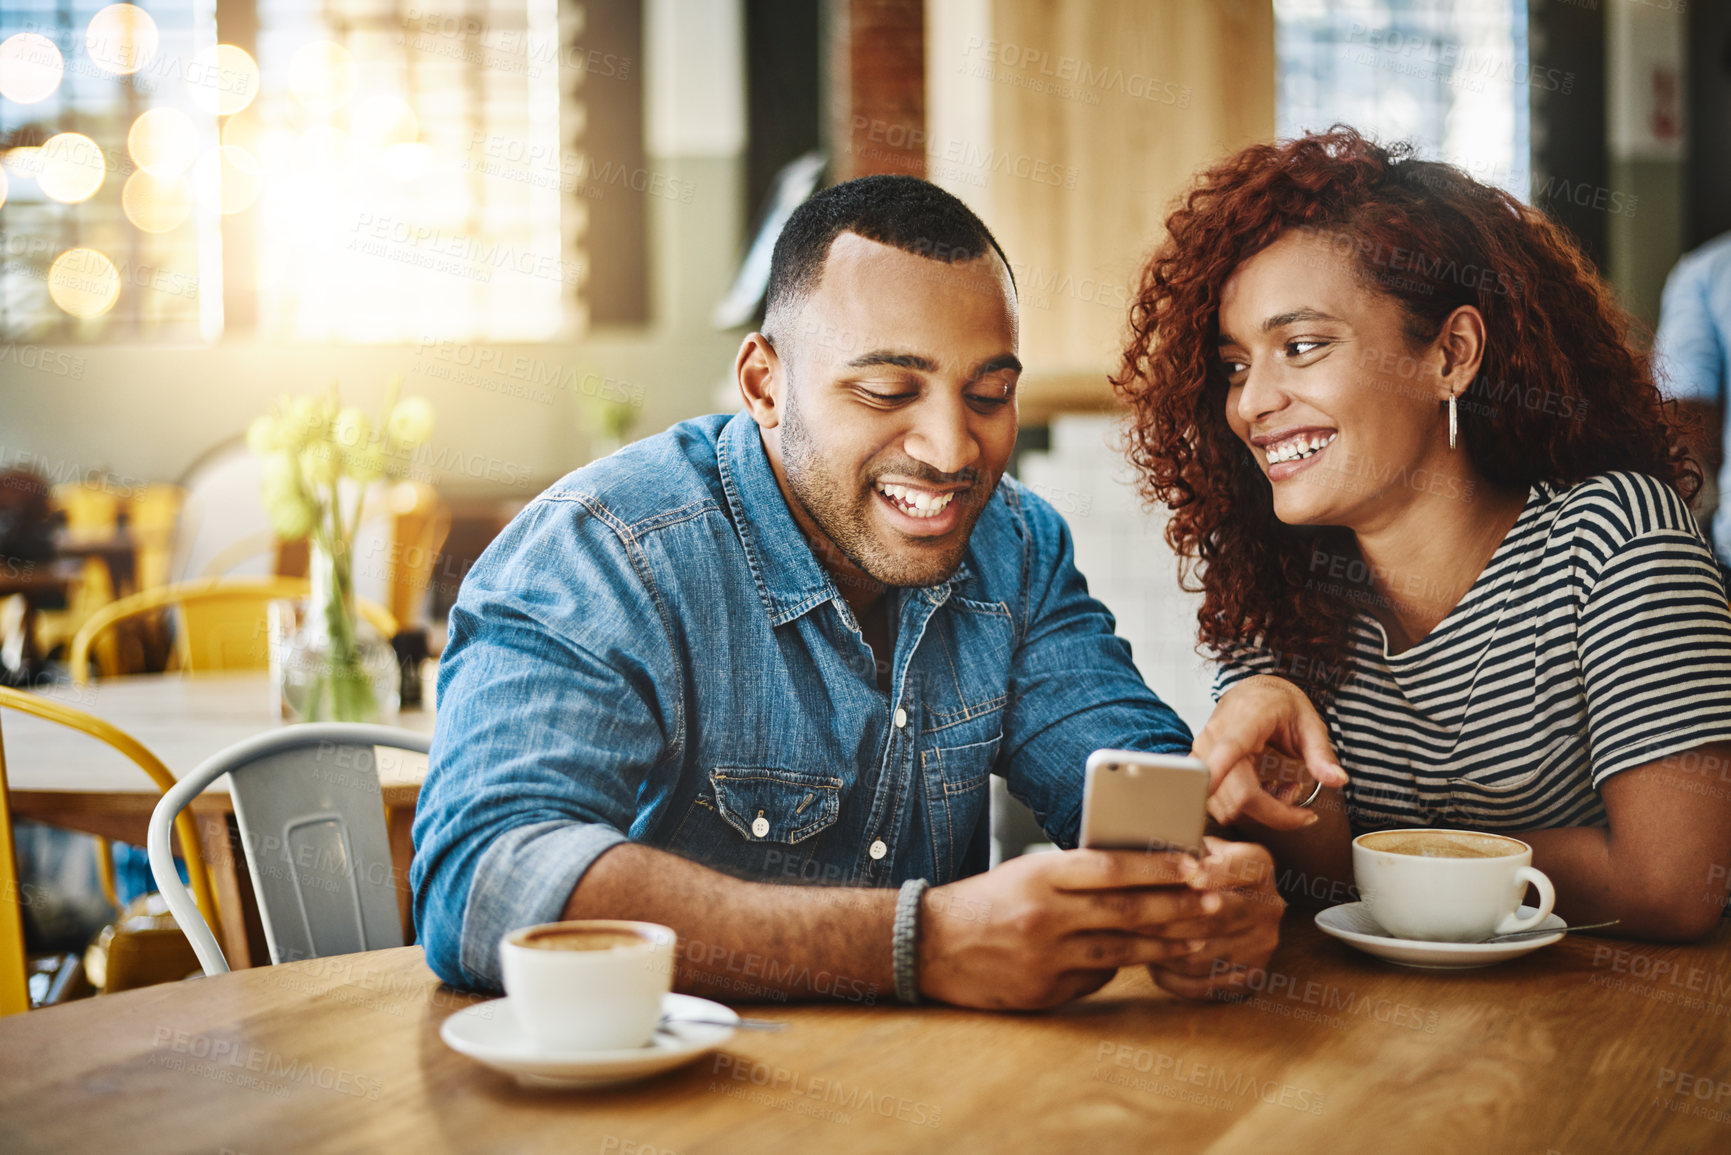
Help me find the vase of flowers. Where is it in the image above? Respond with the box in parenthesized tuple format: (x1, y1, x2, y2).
(247, 379, 435, 723)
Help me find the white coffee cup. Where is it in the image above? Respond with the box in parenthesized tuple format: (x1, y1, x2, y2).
(499, 920, 676, 1052)
(1352, 828, 1556, 942)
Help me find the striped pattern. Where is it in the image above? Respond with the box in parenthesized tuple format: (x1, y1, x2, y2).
(1215, 472, 1731, 833)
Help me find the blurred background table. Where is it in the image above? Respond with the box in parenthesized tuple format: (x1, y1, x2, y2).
(4, 672, 436, 967)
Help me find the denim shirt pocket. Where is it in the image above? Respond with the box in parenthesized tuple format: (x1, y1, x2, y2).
(921, 732, 1001, 883)
(710, 766, 844, 845)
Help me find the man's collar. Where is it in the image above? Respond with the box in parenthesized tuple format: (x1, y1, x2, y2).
(715, 411, 973, 626)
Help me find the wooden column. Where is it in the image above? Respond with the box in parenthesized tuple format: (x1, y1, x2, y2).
(829, 0, 927, 181)
(927, 0, 1276, 418)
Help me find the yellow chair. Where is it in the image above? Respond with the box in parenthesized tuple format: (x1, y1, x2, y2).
(384, 482, 452, 628)
(67, 578, 398, 687)
(128, 485, 184, 594)
(51, 481, 124, 538)
(35, 482, 127, 673)
(0, 685, 219, 1016)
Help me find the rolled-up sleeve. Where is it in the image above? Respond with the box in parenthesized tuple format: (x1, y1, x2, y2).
(998, 492, 1192, 847)
(411, 493, 680, 990)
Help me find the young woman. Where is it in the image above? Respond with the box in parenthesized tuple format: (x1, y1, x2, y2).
(1114, 127, 1731, 941)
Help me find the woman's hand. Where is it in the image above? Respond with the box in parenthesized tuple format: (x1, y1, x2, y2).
(1193, 675, 1349, 831)
(1146, 836, 1285, 999)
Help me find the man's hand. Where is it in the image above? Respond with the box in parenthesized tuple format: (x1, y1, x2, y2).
(1194, 675, 1348, 831)
(1144, 836, 1284, 1000)
(919, 848, 1250, 1010)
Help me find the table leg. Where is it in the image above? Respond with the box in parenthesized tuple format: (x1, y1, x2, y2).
(195, 811, 269, 970)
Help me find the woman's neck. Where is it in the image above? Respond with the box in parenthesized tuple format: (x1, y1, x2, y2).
(1351, 477, 1531, 654)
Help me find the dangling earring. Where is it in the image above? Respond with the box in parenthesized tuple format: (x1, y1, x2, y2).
(1448, 393, 1458, 450)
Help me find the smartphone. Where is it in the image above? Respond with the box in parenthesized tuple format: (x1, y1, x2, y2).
(1078, 749, 1209, 857)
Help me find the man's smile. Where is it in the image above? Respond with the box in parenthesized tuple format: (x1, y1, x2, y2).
(871, 478, 967, 536)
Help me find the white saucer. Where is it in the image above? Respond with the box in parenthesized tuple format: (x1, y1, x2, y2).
(440, 993, 737, 1088)
(1315, 902, 1567, 969)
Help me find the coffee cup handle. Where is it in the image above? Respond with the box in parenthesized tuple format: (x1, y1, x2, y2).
(1492, 866, 1556, 935)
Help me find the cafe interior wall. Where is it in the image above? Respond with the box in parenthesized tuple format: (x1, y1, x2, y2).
(5, 0, 1707, 501)
(1605, 0, 1687, 332)
(1, 0, 748, 502)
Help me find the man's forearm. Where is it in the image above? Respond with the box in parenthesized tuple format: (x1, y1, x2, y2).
(563, 842, 896, 1004)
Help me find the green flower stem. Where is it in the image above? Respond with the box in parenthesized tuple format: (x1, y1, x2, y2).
(305, 482, 377, 723)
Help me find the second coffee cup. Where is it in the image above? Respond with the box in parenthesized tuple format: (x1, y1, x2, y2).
(1352, 828, 1556, 942)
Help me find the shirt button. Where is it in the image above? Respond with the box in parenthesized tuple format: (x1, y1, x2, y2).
(751, 815, 770, 838)
(869, 839, 888, 860)
(894, 707, 908, 729)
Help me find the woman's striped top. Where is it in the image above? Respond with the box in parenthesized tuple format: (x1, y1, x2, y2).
(1214, 472, 1731, 833)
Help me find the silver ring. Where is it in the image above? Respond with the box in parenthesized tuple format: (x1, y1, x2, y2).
(1295, 779, 1325, 809)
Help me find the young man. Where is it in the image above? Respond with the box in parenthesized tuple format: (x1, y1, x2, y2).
(413, 176, 1334, 1010)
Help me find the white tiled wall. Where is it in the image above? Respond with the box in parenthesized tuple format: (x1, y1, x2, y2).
(992, 414, 1214, 861)
(1013, 414, 1214, 735)
(991, 415, 1213, 860)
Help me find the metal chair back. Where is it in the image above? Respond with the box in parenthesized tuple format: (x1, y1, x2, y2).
(148, 724, 428, 974)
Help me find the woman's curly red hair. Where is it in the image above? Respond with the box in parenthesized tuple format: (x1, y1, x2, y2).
(1112, 127, 1698, 701)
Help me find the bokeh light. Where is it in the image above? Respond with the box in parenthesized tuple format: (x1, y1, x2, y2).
(122, 169, 193, 232)
(223, 113, 299, 176)
(298, 126, 349, 166)
(37, 133, 106, 204)
(48, 249, 121, 318)
(219, 145, 263, 214)
(289, 41, 354, 113)
(86, 4, 160, 75)
(3, 147, 43, 182)
(253, 127, 301, 175)
(198, 145, 263, 214)
(186, 44, 260, 117)
(220, 109, 261, 151)
(351, 95, 419, 149)
(0, 165, 8, 210)
(381, 142, 433, 182)
(128, 107, 199, 174)
(0, 33, 65, 104)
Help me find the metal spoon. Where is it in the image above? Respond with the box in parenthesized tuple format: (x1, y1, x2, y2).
(657, 1015, 785, 1033)
(1483, 918, 1620, 943)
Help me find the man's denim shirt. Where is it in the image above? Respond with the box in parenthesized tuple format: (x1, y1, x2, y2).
(412, 412, 1191, 989)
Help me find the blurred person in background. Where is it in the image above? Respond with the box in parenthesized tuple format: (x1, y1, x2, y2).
(1654, 229, 1731, 575)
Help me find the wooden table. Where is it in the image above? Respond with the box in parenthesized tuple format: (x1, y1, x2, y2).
(3, 672, 435, 966)
(53, 528, 137, 593)
(1, 915, 1726, 1153)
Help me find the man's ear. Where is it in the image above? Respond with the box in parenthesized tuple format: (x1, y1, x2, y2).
(736, 333, 784, 429)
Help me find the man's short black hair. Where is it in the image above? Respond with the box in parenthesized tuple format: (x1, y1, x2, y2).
(762, 174, 1015, 340)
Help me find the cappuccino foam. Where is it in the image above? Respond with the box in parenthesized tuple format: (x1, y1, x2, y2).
(519, 929, 649, 952)
(1359, 830, 1525, 859)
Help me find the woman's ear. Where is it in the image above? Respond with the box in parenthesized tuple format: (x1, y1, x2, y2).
(736, 333, 784, 429)
(1435, 305, 1487, 400)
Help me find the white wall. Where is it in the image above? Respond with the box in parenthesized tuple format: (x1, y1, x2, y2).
(1015, 414, 1215, 734)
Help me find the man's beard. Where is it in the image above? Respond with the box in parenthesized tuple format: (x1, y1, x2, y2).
(779, 389, 983, 590)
